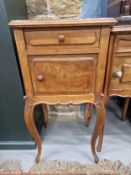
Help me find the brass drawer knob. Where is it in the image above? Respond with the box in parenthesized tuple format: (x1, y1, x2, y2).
(37, 74, 44, 81)
(59, 35, 65, 43)
(113, 70, 123, 78)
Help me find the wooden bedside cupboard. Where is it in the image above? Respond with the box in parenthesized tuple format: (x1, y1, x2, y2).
(9, 18, 117, 163)
(103, 25, 131, 122)
(105, 25, 131, 106)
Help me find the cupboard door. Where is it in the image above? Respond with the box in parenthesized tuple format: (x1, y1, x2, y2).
(29, 55, 97, 95)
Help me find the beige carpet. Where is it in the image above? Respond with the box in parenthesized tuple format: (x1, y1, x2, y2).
(0, 159, 131, 175)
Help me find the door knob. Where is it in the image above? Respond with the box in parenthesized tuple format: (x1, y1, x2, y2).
(58, 35, 65, 43)
(113, 70, 123, 78)
(37, 74, 44, 81)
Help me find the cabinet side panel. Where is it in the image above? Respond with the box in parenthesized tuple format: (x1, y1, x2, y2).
(95, 27, 111, 99)
(14, 29, 33, 96)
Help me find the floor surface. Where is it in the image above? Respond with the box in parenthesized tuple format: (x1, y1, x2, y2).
(0, 97, 131, 172)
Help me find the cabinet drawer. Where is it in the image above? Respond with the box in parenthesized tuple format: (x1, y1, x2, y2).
(29, 55, 97, 95)
(116, 35, 131, 53)
(25, 28, 100, 55)
(110, 55, 131, 91)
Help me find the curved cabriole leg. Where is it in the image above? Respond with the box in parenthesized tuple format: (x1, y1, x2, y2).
(91, 94, 105, 163)
(41, 104, 48, 128)
(97, 126, 104, 152)
(84, 103, 94, 127)
(24, 99, 42, 163)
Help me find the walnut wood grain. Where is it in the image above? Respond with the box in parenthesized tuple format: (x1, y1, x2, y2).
(108, 26, 131, 124)
(110, 52, 131, 96)
(9, 18, 117, 28)
(91, 94, 105, 163)
(24, 97, 41, 163)
(84, 103, 94, 127)
(97, 125, 104, 153)
(95, 27, 111, 99)
(122, 97, 130, 121)
(95, 36, 117, 154)
(27, 45, 99, 55)
(112, 25, 131, 33)
(121, 64, 131, 83)
(41, 104, 48, 128)
(29, 55, 96, 95)
(10, 19, 117, 163)
(13, 29, 33, 96)
(24, 95, 95, 105)
(116, 35, 131, 53)
(103, 35, 116, 101)
(25, 28, 100, 46)
(25, 28, 100, 55)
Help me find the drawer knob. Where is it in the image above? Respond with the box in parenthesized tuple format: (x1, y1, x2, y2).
(113, 70, 123, 78)
(59, 35, 65, 43)
(37, 74, 44, 81)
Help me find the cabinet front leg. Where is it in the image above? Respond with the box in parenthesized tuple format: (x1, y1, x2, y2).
(91, 94, 105, 163)
(24, 98, 42, 163)
(97, 126, 104, 152)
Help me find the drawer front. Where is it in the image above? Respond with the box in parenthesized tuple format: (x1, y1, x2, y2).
(25, 28, 100, 55)
(110, 55, 131, 91)
(29, 55, 97, 95)
(116, 35, 131, 53)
